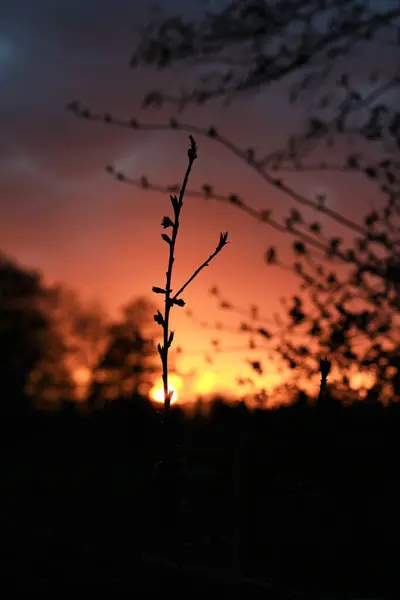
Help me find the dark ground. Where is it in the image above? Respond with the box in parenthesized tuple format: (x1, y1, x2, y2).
(1, 395, 399, 598)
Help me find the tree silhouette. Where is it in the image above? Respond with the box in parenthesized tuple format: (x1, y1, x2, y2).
(26, 284, 108, 408)
(88, 296, 161, 409)
(130, 0, 400, 109)
(0, 253, 51, 415)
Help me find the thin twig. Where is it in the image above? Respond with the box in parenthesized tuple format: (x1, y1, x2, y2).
(152, 135, 229, 414)
(172, 234, 229, 304)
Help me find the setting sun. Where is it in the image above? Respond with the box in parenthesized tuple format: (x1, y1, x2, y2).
(150, 374, 183, 405)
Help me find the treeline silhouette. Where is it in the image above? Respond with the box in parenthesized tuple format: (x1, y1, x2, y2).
(0, 252, 163, 417)
(1, 253, 399, 597)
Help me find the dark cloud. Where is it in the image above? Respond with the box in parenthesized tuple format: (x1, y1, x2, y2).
(0, 1, 175, 220)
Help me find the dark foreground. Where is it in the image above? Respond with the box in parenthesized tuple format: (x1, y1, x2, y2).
(1, 396, 399, 598)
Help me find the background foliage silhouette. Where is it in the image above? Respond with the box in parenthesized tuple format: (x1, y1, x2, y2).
(65, 0, 400, 401)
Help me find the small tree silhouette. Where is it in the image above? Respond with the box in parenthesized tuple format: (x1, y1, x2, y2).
(0, 253, 52, 415)
(89, 296, 160, 409)
(27, 284, 108, 407)
(318, 358, 332, 404)
(152, 134, 228, 414)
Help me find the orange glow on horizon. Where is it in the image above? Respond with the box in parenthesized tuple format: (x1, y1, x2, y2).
(193, 371, 216, 395)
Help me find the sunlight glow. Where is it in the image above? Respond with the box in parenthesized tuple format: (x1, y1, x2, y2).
(73, 366, 92, 386)
(72, 366, 93, 401)
(150, 374, 183, 405)
(194, 371, 216, 395)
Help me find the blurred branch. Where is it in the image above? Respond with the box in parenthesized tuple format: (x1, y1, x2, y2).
(66, 103, 367, 237)
(129, 0, 400, 109)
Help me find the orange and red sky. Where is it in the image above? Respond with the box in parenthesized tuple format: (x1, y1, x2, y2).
(0, 0, 387, 401)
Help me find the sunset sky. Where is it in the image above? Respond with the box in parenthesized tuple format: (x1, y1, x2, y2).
(0, 0, 390, 401)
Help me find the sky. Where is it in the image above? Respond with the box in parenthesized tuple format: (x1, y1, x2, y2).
(0, 0, 391, 402)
